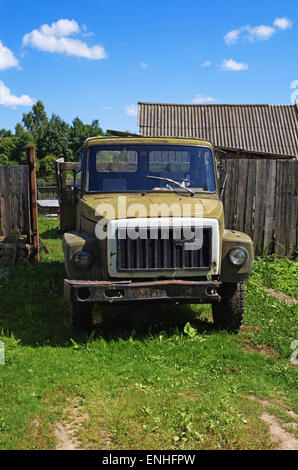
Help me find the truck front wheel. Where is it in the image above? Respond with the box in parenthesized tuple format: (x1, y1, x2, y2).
(212, 282, 244, 333)
(68, 302, 93, 330)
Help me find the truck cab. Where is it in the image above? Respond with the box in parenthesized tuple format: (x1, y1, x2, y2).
(56, 135, 253, 330)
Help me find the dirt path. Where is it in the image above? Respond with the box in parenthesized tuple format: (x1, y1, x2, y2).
(264, 287, 297, 305)
(54, 400, 113, 450)
(260, 412, 297, 450)
(54, 401, 88, 450)
(248, 396, 298, 450)
(53, 395, 298, 450)
(54, 422, 80, 450)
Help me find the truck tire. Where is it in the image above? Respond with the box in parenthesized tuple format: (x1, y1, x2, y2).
(68, 302, 93, 330)
(212, 282, 244, 333)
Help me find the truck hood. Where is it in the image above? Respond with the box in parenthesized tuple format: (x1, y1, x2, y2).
(80, 193, 224, 223)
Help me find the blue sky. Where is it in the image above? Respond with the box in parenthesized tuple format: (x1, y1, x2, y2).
(0, 0, 297, 133)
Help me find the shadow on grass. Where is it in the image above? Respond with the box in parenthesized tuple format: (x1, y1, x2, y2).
(0, 256, 214, 347)
(40, 227, 61, 239)
(92, 303, 213, 342)
(0, 260, 70, 347)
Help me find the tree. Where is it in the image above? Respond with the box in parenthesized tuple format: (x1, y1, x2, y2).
(0, 100, 105, 178)
(38, 153, 57, 180)
(13, 123, 35, 164)
(40, 114, 71, 161)
(0, 129, 12, 138)
(0, 136, 17, 165)
(22, 100, 48, 159)
(69, 117, 104, 159)
(22, 100, 48, 139)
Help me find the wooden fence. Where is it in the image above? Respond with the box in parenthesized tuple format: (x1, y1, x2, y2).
(223, 159, 297, 257)
(0, 165, 30, 239)
(37, 179, 74, 200)
(37, 180, 57, 200)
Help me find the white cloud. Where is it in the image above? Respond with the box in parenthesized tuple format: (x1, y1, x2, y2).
(192, 94, 218, 104)
(0, 81, 35, 108)
(221, 58, 249, 71)
(224, 29, 241, 45)
(225, 18, 292, 45)
(22, 18, 107, 60)
(124, 104, 138, 116)
(102, 106, 114, 112)
(140, 62, 148, 69)
(37, 18, 79, 37)
(274, 17, 292, 30)
(247, 25, 275, 41)
(0, 41, 19, 70)
(82, 31, 95, 37)
(201, 60, 212, 67)
(81, 24, 94, 37)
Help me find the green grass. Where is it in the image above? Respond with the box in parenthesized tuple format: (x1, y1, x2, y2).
(252, 255, 298, 300)
(0, 216, 297, 450)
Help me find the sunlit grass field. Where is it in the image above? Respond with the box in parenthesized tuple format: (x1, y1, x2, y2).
(0, 217, 297, 450)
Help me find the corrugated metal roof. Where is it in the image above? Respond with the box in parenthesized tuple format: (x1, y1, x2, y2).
(138, 102, 298, 158)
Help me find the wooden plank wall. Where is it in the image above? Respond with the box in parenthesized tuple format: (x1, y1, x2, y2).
(37, 180, 57, 200)
(223, 159, 298, 257)
(36, 179, 74, 200)
(0, 165, 30, 239)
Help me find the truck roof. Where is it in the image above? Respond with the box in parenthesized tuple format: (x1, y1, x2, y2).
(85, 135, 214, 149)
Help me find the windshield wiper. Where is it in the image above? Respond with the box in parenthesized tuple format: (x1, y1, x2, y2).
(146, 176, 195, 196)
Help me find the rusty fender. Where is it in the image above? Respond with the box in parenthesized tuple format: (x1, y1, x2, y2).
(64, 279, 222, 304)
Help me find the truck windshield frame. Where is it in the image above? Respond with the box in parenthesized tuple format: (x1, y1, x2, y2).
(84, 144, 216, 194)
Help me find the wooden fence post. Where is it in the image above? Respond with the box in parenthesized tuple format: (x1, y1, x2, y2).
(244, 159, 256, 239)
(263, 160, 276, 252)
(27, 147, 40, 261)
(253, 160, 267, 255)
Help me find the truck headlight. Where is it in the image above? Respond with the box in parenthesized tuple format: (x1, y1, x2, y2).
(74, 250, 94, 270)
(228, 247, 247, 266)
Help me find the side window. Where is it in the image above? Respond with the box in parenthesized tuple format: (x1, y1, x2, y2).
(74, 152, 84, 189)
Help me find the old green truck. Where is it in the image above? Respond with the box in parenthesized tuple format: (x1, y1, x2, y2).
(56, 135, 253, 331)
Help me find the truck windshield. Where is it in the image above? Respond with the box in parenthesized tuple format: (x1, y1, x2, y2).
(85, 145, 216, 193)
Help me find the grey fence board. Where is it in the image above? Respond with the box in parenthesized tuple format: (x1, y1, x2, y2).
(235, 159, 248, 233)
(21, 166, 30, 237)
(244, 160, 255, 239)
(224, 159, 297, 257)
(0, 166, 11, 237)
(263, 160, 276, 251)
(0, 165, 30, 239)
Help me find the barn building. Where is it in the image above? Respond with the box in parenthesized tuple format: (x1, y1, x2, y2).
(138, 102, 298, 160)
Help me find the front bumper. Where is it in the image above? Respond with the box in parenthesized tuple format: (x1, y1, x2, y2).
(64, 279, 221, 304)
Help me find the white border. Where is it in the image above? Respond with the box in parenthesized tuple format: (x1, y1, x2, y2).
(107, 218, 219, 278)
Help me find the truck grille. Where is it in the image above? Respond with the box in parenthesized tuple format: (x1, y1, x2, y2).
(116, 227, 212, 271)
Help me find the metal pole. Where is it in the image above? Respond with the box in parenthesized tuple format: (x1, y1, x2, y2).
(27, 147, 40, 261)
